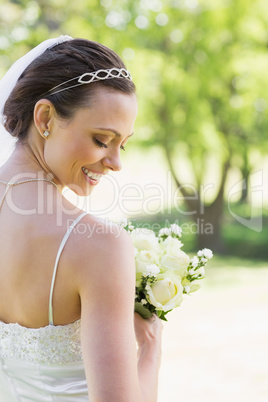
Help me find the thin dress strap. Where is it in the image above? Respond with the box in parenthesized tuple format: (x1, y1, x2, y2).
(48, 212, 88, 326)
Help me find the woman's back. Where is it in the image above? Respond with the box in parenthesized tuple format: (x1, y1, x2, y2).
(0, 174, 84, 328)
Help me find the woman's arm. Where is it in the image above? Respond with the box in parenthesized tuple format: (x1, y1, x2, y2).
(76, 224, 162, 401)
(135, 313, 162, 402)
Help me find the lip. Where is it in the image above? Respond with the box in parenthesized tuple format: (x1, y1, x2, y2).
(82, 167, 108, 176)
(81, 167, 108, 186)
(82, 169, 100, 186)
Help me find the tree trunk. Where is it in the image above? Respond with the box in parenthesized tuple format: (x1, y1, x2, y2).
(239, 146, 250, 203)
(195, 201, 226, 254)
(164, 145, 230, 253)
(195, 159, 230, 253)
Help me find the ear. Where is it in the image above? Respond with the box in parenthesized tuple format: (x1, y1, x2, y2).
(33, 99, 55, 138)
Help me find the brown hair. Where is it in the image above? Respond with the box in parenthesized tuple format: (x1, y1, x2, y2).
(3, 39, 136, 142)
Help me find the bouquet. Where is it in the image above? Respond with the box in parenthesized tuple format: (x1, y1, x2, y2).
(119, 220, 213, 321)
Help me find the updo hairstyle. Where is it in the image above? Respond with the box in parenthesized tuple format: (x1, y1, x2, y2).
(3, 39, 136, 142)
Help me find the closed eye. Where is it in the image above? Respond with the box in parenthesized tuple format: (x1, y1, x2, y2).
(94, 138, 108, 148)
(95, 138, 126, 151)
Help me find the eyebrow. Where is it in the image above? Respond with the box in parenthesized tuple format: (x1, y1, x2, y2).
(95, 127, 134, 138)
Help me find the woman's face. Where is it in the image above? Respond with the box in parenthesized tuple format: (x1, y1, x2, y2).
(44, 88, 138, 196)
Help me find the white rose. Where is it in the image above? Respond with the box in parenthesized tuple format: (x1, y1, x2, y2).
(160, 238, 190, 277)
(160, 252, 189, 277)
(135, 249, 160, 275)
(146, 272, 183, 311)
(130, 228, 159, 251)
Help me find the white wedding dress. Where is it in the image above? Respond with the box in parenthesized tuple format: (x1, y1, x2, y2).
(0, 211, 89, 401)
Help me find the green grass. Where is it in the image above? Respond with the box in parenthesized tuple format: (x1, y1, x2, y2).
(209, 255, 268, 269)
(202, 255, 268, 290)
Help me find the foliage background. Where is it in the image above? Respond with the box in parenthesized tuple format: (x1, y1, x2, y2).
(0, 1, 268, 400)
(1, 0, 267, 257)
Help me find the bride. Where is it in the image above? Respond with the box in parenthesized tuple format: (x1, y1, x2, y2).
(0, 36, 162, 401)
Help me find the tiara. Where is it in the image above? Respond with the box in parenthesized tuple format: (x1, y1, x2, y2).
(46, 67, 132, 96)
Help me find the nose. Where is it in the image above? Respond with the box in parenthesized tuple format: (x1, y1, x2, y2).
(102, 150, 122, 172)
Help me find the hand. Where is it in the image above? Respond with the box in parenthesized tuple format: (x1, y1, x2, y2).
(134, 312, 163, 349)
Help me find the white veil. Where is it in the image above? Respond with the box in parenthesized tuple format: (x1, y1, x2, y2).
(0, 35, 72, 166)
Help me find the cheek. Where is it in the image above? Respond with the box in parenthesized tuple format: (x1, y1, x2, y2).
(61, 140, 94, 164)
(44, 133, 101, 172)
(76, 145, 100, 163)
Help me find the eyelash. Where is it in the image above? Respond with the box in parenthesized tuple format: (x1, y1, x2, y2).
(94, 138, 126, 151)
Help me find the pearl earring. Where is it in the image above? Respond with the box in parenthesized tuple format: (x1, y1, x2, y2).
(43, 130, 50, 138)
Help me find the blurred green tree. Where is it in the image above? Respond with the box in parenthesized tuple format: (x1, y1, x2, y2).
(1, 0, 267, 252)
(108, 0, 268, 252)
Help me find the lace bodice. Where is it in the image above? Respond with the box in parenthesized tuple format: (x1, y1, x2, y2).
(0, 319, 88, 401)
(0, 319, 82, 364)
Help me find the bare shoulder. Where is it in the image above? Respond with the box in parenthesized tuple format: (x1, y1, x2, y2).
(70, 215, 134, 263)
(65, 215, 135, 295)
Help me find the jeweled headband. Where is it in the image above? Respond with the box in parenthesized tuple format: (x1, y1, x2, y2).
(0, 35, 132, 131)
(46, 67, 132, 96)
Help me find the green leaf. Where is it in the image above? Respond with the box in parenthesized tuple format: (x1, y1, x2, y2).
(134, 302, 153, 319)
(156, 310, 171, 321)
